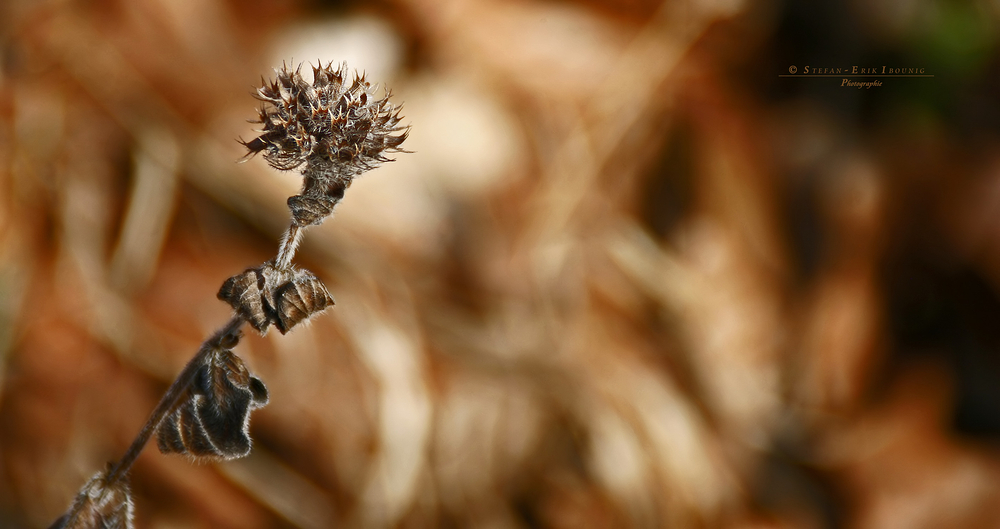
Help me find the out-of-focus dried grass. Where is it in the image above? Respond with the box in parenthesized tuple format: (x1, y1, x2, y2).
(6, 0, 1000, 527)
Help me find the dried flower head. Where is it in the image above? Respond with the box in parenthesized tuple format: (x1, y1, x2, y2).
(241, 62, 409, 225)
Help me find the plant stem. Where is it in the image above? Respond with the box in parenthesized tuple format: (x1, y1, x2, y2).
(275, 225, 303, 270)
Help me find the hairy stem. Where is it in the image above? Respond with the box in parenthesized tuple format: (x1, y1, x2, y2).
(275, 225, 303, 270)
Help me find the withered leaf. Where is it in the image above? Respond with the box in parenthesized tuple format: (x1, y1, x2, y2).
(156, 348, 268, 460)
(287, 194, 336, 226)
(273, 268, 335, 334)
(218, 264, 334, 334)
(217, 268, 271, 332)
(49, 467, 133, 529)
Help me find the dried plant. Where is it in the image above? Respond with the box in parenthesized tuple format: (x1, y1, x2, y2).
(48, 62, 408, 528)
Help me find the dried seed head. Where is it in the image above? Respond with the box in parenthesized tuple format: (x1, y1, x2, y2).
(218, 264, 334, 334)
(241, 62, 409, 225)
(49, 466, 134, 529)
(156, 348, 268, 460)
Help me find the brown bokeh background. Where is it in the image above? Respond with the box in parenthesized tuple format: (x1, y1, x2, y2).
(4, 0, 1000, 527)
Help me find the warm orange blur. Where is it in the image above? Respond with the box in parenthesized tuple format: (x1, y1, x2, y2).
(4, 0, 1000, 527)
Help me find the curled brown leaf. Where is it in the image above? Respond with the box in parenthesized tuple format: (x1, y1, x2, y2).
(156, 348, 268, 460)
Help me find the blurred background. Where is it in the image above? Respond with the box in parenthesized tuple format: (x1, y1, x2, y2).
(4, 0, 1000, 527)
